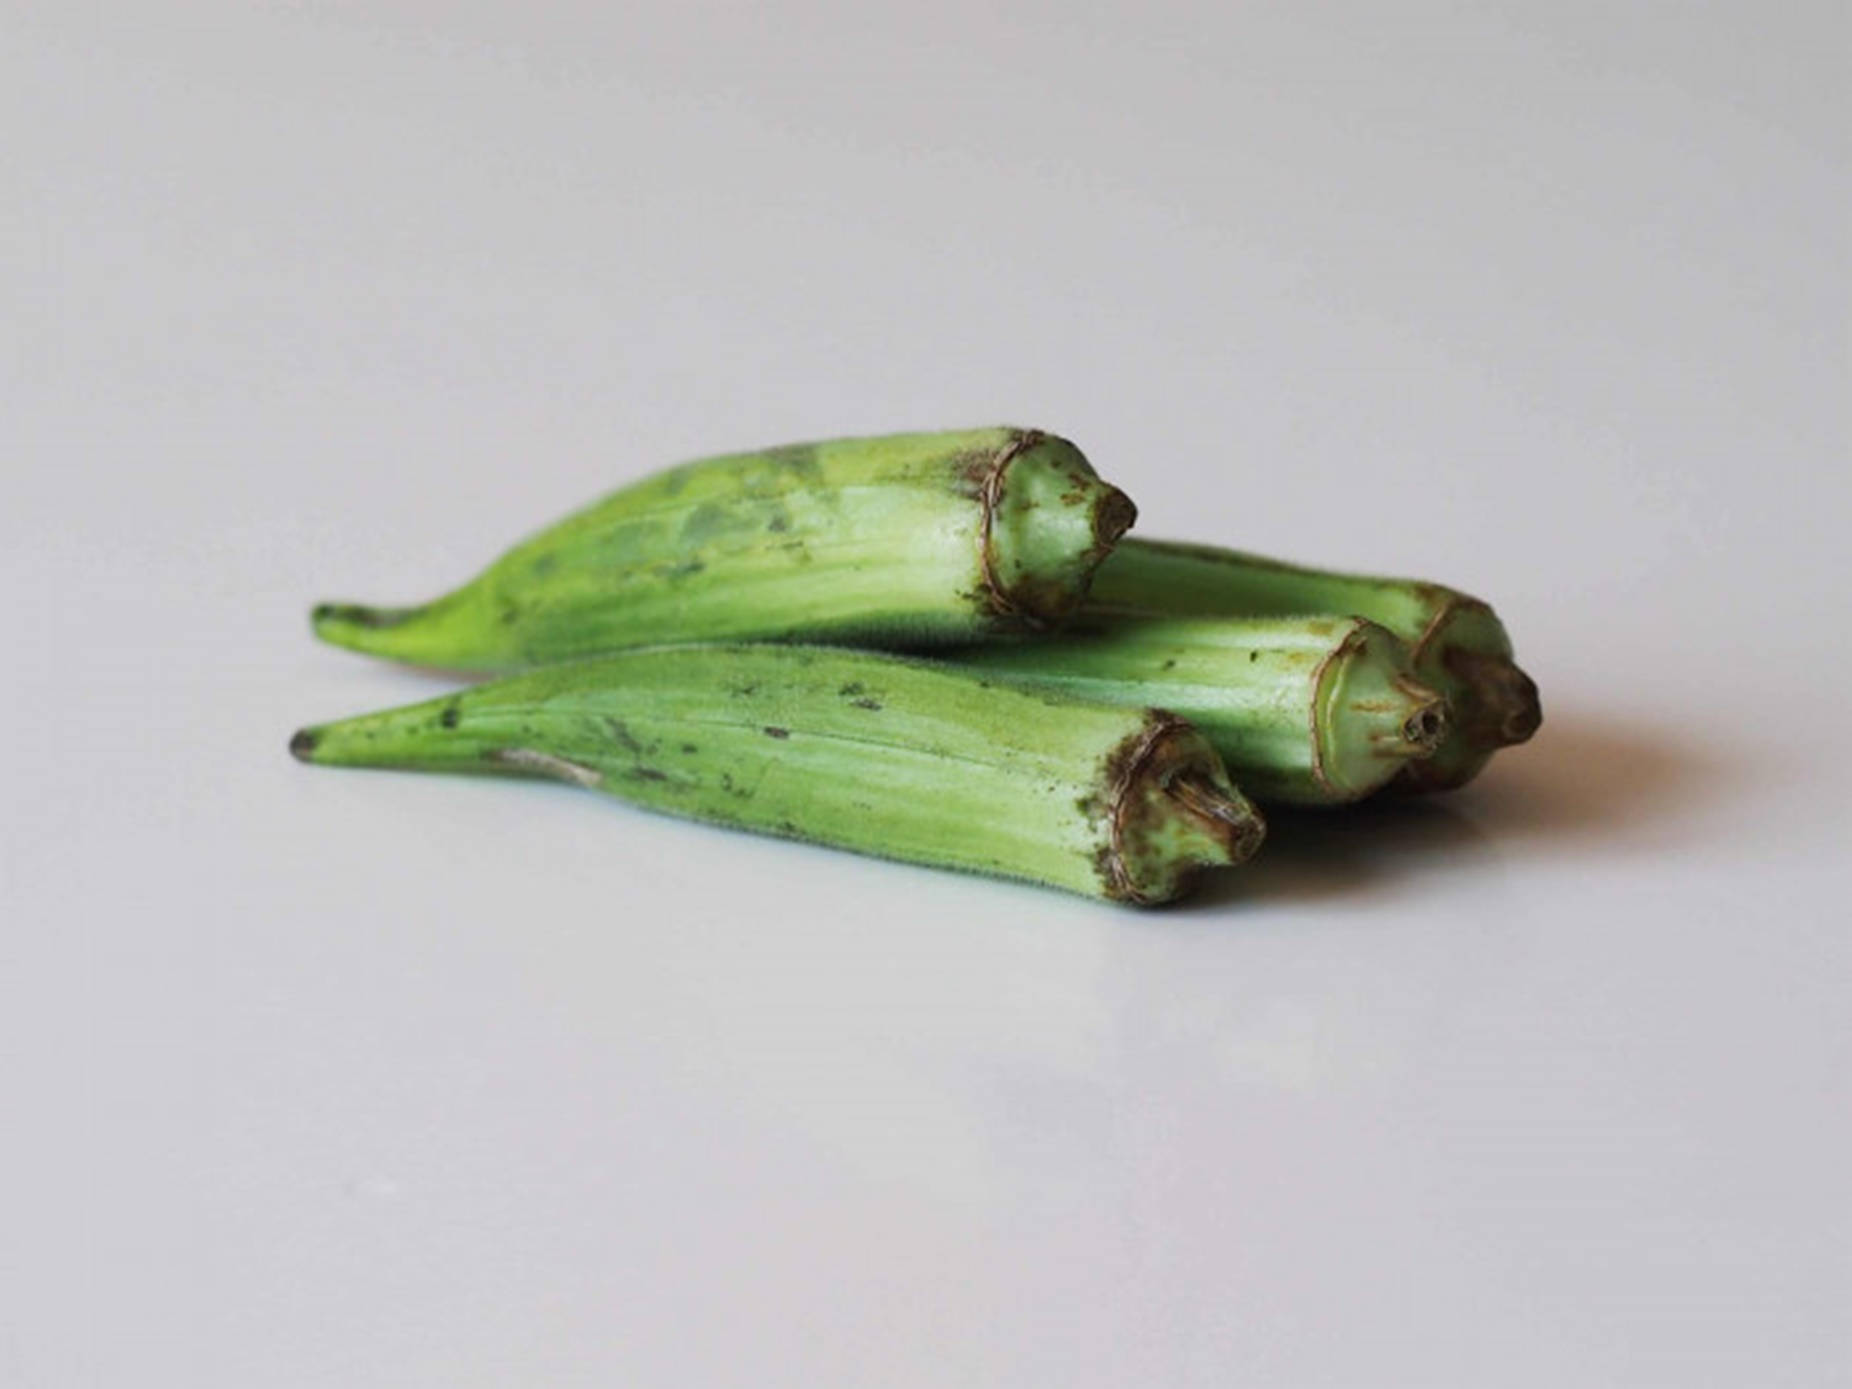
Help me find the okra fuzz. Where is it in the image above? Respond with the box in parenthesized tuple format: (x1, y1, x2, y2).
(312, 428, 1137, 672)
(943, 614, 1449, 805)
(290, 644, 1265, 905)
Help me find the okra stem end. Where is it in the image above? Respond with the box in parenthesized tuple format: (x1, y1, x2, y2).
(1307, 622, 1452, 802)
(1449, 650, 1542, 748)
(982, 432, 1138, 627)
(1102, 715, 1266, 905)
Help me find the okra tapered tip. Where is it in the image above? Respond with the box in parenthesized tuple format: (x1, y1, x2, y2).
(310, 591, 505, 670)
(312, 597, 438, 642)
(288, 718, 373, 766)
(311, 600, 418, 648)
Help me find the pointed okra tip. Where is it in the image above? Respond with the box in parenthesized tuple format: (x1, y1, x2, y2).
(310, 599, 419, 648)
(288, 726, 322, 762)
(980, 431, 1138, 627)
(1099, 714, 1266, 906)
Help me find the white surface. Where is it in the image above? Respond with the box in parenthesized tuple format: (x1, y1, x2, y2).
(4, 3, 1847, 1385)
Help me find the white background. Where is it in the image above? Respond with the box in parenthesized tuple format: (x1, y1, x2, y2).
(4, 3, 1847, 1385)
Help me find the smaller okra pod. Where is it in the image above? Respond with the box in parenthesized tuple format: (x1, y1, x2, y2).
(312, 428, 1136, 672)
(288, 644, 1265, 905)
(942, 615, 1448, 805)
(1089, 540, 1541, 791)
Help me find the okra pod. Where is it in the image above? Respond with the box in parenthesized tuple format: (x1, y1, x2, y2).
(943, 615, 1448, 806)
(1089, 540, 1540, 791)
(288, 644, 1265, 905)
(312, 428, 1135, 672)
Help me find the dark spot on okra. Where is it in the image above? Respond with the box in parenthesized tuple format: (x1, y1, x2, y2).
(1091, 843, 1121, 893)
(838, 682, 866, 697)
(604, 719, 642, 754)
(953, 446, 997, 499)
(766, 511, 789, 533)
(628, 767, 667, 783)
(1161, 659, 1177, 671)
(851, 698, 882, 711)
(288, 728, 319, 760)
(1248, 651, 1259, 663)
(680, 743, 697, 754)
(763, 726, 790, 739)
(439, 703, 461, 729)
(498, 603, 522, 625)
(762, 443, 821, 479)
(531, 554, 558, 577)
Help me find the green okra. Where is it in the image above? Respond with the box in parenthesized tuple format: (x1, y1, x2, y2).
(312, 428, 1136, 672)
(1089, 540, 1541, 792)
(288, 643, 1265, 905)
(943, 614, 1448, 806)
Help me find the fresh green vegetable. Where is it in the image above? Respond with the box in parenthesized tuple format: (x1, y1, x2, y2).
(1089, 540, 1540, 791)
(943, 614, 1448, 805)
(312, 428, 1135, 672)
(288, 643, 1265, 904)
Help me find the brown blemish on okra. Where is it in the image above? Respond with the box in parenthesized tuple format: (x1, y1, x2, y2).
(762, 442, 822, 479)
(1378, 596, 1542, 793)
(763, 726, 790, 739)
(1446, 647, 1542, 746)
(288, 728, 319, 760)
(1407, 597, 1540, 749)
